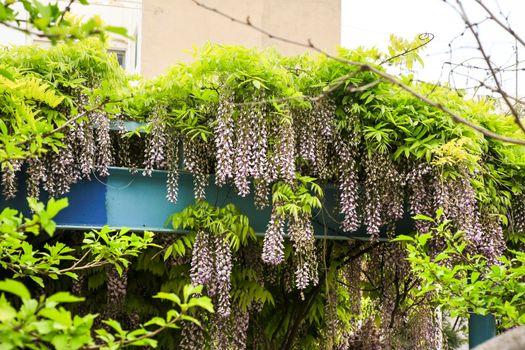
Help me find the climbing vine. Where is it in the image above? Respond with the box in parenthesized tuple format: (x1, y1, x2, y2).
(2, 38, 525, 348)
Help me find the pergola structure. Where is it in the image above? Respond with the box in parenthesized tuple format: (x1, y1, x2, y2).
(0, 121, 496, 349)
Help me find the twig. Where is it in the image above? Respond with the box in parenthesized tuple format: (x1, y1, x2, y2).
(347, 79, 383, 93)
(58, 0, 76, 25)
(380, 32, 435, 65)
(42, 99, 109, 138)
(456, 0, 525, 135)
(82, 312, 182, 350)
(0, 21, 58, 39)
(472, 0, 525, 48)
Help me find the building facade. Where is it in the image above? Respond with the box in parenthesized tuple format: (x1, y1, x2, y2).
(141, 0, 341, 77)
(0, 0, 142, 74)
(1, 0, 341, 77)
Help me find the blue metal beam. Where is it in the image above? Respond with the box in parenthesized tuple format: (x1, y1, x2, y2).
(0, 166, 413, 239)
(469, 313, 496, 348)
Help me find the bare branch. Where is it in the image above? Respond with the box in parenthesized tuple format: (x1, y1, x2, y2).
(472, 0, 525, 49)
(347, 79, 383, 93)
(58, 0, 76, 25)
(456, 0, 525, 135)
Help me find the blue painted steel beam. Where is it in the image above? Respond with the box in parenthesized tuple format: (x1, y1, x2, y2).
(0, 167, 412, 239)
(469, 313, 496, 348)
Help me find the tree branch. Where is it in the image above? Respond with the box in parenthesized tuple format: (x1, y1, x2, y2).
(58, 0, 76, 25)
(456, 0, 525, 135)
(471, 0, 525, 49)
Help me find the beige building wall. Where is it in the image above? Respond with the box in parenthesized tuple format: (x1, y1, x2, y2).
(141, 0, 341, 78)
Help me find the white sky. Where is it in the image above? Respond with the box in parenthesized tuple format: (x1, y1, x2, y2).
(341, 0, 525, 97)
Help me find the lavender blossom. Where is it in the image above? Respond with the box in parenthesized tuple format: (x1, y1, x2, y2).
(26, 157, 46, 199)
(94, 111, 113, 176)
(233, 108, 252, 196)
(214, 234, 232, 317)
(262, 212, 285, 265)
(183, 138, 210, 200)
(77, 121, 96, 177)
(1, 159, 21, 199)
(275, 118, 296, 183)
(295, 260, 310, 291)
(190, 231, 214, 286)
(214, 94, 235, 186)
(143, 112, 167, 177)
(166, 137, 180, 203)
(180, 319, 206, 350)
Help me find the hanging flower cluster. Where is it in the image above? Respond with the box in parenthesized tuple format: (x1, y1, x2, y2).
(183, 137, 212, 200)
(296, 99, 336, 179)
(2, 94, 119, 200)
(288, 215, 318, 291)
(512, 194, 525, 233)
(335, 134, 360, 233)
(261, 210, 285, 265)
(363, 154, 405, 240)
(214, 93, 235, 187)
(190, 231, 232, 318)
(261, 177, 322, 292)
(105, 265, 128, 319)
(434, 174, 505, 262)
(143, 107, 168, 177)
(406, 163, 437, 234)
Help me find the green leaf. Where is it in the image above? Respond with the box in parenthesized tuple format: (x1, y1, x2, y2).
(154, 292, 181, 305)
(417, 233, 432, 246)
(144, 316, 166, 327)
(180, 314, 201, 327)
(392, 235, 414, 242)
(164, 244, 173, 261)
(471, 271, 481, 283)
(0, 279, 31, 300)
(187, 296, 214, 313)
(413, 214, 434, 222)
(0, 295, 16, 322)
(46, 198, 69, 218)
(182, 284, 203, 302)
(435, 207, 444, 220)
(48, 292, 85, 304)
(38, 308, 72, 327)
(30, 275, 44, 288)
(105, 26, 129, 37)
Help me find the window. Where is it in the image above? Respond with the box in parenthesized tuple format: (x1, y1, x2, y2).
(108, 49, 126, 68)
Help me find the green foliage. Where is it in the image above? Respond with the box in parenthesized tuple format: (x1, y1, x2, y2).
(169, 200, 255, 252)
(82, 227, 156, 276)
(272, 174, 323, 221)
(0, 0, 128, 44)
(386, 34, 426, 70)
(0, 40, 126, 164)
(397, 212, 525, 328)
(0, 277, 212, 350)
(118, 43, 525, 246)
(4, 30, 525, 348)
(0, 199, 212, 349)
(0, 198, 155, 286)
